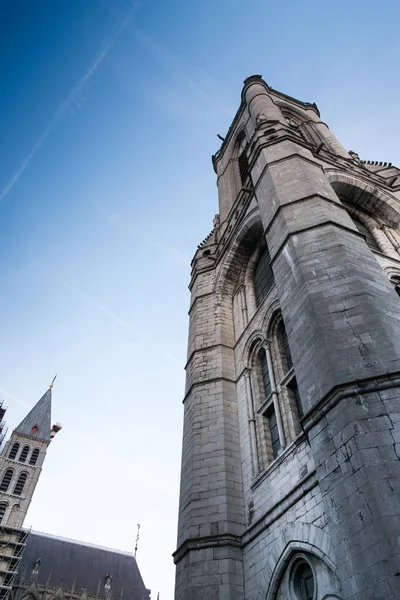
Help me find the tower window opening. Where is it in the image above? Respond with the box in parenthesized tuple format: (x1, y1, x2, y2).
(8, 443, 20, 460)
(279, 321, 293, 372)
(260, 350, 271, 398)
(13, 473, 27, 496)
(254, 246, 275, 306)
(237, 133, 251, 186)
(0, 503, 7, 524)
(19, 446, 30, 463)
(267, 408, 281, 459)
(352, 217, 380, 252)
(0, 469, 14, 492)
(29, 448, 40, 466)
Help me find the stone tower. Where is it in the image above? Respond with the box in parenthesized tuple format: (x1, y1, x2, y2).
(0, 385, 61, 598)
(0, 386, 61, 529)
(174, 75, 400, 600)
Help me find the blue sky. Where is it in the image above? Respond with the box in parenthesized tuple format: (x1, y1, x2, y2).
(0, 0, 399, 597)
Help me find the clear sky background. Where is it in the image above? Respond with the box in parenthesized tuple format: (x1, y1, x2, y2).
(0, 1, 399, 597)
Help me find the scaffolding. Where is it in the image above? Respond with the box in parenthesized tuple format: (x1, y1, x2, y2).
(0, 401, 8, 452)
(0, 525, 30, 600)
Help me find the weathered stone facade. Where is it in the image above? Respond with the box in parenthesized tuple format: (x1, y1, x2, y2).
(174, 76, 400, 599)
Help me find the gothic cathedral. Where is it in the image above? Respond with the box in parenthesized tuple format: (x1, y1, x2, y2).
(174, 76, 400, 600)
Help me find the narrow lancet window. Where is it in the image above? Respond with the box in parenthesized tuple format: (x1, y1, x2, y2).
(268, 408, 281, 459)
(254, 246, 275, 306)
(13, 473, 27, 496)
(19, 446, 30, 463)
(0, 469, 13, 492)
(8, 443, 20, 460)
(0, 503, 7, 524)
(260, 351, 271, 398)
(29, 449, 40, 466)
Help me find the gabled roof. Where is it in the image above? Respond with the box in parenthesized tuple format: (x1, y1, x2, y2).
(15, 531, 151, 600)
(15, 388, 52, 441)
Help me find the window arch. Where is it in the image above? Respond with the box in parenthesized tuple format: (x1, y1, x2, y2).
(290, 557, 316, 600)
(280, 107, 320, 146)
(275, 317, 303, 420)
(254, 246, 275, 306)
(8, 443, 20, 460)
(19, 446, 30, 463)
(29, 448, 40, 466)
(0, 469, 14, 492)
(13, 473, 27, 496)
(0, 503, 7, 524)
(351, 216, 380, 252)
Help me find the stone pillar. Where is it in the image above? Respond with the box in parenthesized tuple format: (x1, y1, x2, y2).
(174, 266, 245, 600)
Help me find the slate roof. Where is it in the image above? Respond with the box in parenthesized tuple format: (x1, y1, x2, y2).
(16, 531, 150, 600)
(15, 389, 52, 441)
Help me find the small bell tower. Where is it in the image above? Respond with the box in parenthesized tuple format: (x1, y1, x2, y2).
(0, 382, 62, 529)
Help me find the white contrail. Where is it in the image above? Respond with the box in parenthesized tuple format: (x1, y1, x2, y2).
(0, 2, 139, 204)
(58, 279, 183, 366)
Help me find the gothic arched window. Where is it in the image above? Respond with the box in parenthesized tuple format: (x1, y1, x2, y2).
(352, 217, 380, 252)
(0, 469, 14, 492)
(254, 246, 275, 306)
(0, 503, 7, 524)
(13, 473, 27, 496)
(19, 446, 30, 463)
(8, 443, 20, 460)
(29, 448, 40, 466)
(237, 133, 250, 186)
(277, 319, 303, 418)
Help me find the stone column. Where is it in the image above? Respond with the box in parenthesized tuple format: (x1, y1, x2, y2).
(244, 370, 259, 475)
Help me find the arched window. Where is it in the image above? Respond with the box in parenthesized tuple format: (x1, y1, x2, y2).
(278, 320, 293, 372)
(19, 446, 30, 463)
(8, 443, 20, 460)
(292, 560, 315, 600)
(237, 133, 250, 186)
(0, 503, 7, 524)
(277, 319, 303, 418)
(260, 350, 271, 398)
(29, 448, 40, 466)
(258, 348, 281, 461)
(13, 473, 27, 496)
(352, 217, 380, 252)
(254, 246, 275, 306)
(0, 469, 14, 492)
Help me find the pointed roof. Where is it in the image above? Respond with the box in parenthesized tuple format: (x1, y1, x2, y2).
(15, 388, 52, 441)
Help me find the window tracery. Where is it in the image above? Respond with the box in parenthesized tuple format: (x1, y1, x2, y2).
(254, 246, 275, 307)
(246, 315, 303, 471)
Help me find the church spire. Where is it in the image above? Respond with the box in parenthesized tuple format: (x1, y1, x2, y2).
(15, 387, 53, 441)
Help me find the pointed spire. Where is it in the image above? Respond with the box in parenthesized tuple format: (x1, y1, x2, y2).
(15, 387, 52, 441)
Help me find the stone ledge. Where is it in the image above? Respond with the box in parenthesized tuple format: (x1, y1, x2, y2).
(173, 533, 242, 564)
(302, 371, 400, 434)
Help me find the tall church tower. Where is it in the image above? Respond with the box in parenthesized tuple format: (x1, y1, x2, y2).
(0, 385, 61, 598)
(174, 76, 400, 599)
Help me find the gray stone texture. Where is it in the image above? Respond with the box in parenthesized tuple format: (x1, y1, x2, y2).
(174, 75, 400, 600)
